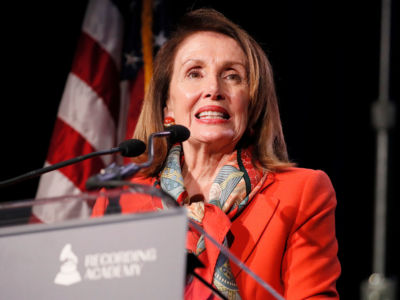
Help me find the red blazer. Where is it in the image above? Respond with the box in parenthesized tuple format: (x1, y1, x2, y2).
(92, 167, 341, 299)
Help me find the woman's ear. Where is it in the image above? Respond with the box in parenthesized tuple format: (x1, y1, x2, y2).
(163, 98, 176, 127)
(163, 98, 175, 119)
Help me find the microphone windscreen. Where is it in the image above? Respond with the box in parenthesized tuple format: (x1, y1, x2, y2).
(167, 125, 191, 143)
(118, 139, 146, 157)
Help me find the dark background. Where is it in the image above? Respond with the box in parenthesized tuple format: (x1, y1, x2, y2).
(1, 1, 398, 299)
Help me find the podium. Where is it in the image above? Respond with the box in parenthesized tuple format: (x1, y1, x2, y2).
(0, 184, 285, 300)
(0, 187, 187, 300)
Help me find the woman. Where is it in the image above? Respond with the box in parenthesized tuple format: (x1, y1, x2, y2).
(92, 8, 340, 299)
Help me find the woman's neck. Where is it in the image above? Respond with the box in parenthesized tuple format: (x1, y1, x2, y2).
(181, 142, 235, 202)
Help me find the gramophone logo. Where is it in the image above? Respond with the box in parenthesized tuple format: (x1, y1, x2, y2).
(54, 243, 82, 286)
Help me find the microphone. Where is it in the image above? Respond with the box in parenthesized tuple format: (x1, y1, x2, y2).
(140, 124, 190, 170)
(0, 139, 146, 189)
(167, 124, 191, 144)
(85, 125, 190, 190)
(118, 139, 146, 157)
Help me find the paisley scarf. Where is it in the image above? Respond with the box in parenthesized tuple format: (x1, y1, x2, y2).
(160, 144, 267, 299)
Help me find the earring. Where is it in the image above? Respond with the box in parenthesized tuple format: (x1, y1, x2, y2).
(163, 116, 175, 127)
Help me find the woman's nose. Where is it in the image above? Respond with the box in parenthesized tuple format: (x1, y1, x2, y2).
(204, 76, 225, 100)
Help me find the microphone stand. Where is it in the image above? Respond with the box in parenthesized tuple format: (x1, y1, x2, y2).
(86, 129, 174, 189)
(0, 147, 121, 188)
(0, 138, 145, 189)
(361, 0, 397, 298)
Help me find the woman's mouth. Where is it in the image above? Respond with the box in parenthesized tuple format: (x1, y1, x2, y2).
(195, 106, 230, 120)
(196, 111, 230, 120)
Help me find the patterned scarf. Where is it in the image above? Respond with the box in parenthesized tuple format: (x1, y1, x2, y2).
(160, 144, 267, 299)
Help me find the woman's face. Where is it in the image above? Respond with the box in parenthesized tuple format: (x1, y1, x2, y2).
(165, 31, 250, 151)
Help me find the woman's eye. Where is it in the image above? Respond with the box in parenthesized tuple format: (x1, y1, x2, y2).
(188, 72, 200, 78)
(187, 69, 202, 79)
(225, 73, 241, 82)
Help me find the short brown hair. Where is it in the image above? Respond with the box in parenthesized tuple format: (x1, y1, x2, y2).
(133, 8, 293, 176)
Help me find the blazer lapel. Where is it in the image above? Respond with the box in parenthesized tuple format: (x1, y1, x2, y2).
(229, 174, 280, 277)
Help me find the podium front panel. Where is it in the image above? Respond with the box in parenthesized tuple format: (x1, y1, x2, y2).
(0, 195, 187, 300)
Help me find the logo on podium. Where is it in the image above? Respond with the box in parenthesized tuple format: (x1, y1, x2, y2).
(54, 243, 82, 286)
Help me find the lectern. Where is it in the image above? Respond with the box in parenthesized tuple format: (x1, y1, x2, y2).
(0, 187, 187, 300)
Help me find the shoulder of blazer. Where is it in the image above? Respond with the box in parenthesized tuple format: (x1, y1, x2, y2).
(261, 167, 335, 201)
